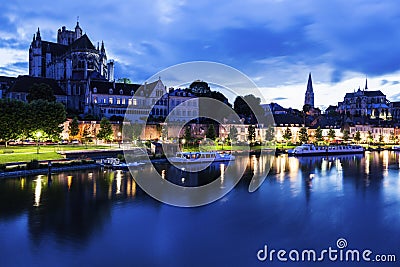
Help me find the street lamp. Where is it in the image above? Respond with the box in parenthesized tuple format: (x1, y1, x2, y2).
(36, 131, 42, 154)
(117, 132, 122, 148)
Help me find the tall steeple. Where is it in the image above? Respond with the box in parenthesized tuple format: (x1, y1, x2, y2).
(304, 72, 314, 107)
(365, 76, 368, 90)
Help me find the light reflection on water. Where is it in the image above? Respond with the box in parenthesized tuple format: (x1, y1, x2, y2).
(0, 151, 400, 266)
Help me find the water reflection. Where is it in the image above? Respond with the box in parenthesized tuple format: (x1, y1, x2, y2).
(33, 176, 43, 207)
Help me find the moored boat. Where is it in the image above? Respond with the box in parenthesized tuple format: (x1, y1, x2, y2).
(288, 144, 364, 156)
(392, 145, 400, 151)
(169, 151, 235, 164)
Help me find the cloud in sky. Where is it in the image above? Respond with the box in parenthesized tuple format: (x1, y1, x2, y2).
(1, 0, 400, 108)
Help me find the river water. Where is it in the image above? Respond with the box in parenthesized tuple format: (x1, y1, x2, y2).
(0, 151, 399, 266)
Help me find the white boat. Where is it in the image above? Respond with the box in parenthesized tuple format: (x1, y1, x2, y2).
(392, 145, 400, 151)
(169, 151, 235, 164)
(100, 158, 145, 169)
(288, 144, 364, 156)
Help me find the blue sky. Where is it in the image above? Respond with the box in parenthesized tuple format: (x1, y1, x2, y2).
(1, 0, 400, 109)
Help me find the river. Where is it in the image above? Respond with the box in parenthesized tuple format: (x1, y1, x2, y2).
(0, 151, 399, 266)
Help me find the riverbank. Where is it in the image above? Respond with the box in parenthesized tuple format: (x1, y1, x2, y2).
(0, 163, 101, 179)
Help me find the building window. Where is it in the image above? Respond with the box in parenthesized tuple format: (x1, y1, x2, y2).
(109, 88, 113, 94)
(117, 98, 121, 105)
(128, 99, 132, 105)
(93, 87, 97, 93)
(133, 99, 137, 106)
(120, 89, 123, 95)
(94, 97, 98, 104)
(122, 99, 126, 105)
(109, 97, 113, 104)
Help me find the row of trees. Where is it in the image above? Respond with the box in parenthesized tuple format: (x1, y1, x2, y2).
(282, 126, 351, 144)
(0, 99, 66, 147)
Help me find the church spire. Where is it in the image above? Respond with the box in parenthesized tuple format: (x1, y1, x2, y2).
(101, 41, 105, 53)
(304, 72, 314, 107)
(36, 27, 41, 40)
(365, 76, 368, 90)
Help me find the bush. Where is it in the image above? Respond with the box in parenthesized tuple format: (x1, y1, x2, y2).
(0, 164, 6, 171)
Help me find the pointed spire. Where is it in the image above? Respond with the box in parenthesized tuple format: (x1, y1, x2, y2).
(365, 76, 368, 90)
(304, 72, 315, 107)
(307, 72, 313, 93)
(36, 27, 41, 39)
(101, 41, 105, 52)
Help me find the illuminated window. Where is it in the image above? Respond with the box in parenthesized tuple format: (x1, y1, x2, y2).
(133, 99, 137, 106)
(117, 98, 121, 105)
(109, 97, 113, 104)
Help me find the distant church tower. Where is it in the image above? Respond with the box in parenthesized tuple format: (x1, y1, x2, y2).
(304, 72, 314, 107)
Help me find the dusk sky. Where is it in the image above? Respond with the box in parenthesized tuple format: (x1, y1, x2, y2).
(1, 0, 400, 110)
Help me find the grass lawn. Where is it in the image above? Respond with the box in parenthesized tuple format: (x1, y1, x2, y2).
(0, 144, 116, 164)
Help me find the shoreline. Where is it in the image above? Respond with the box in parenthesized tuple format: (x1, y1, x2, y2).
(0, 163, 101, 179)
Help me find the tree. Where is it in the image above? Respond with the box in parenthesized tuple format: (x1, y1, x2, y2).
(184, 125, 192, 142)
(161, 124, 168, 141)
(367, 130, 373, 144)
(97, 117, 113, 142)
(69, 117, 79, 139)
(282, 127, 292, 144)
(247, 125, 256, 145)
(328, 129, 336, 141)
(233, 94, 265, 124)
(81, 126, 91, 148)
(26, 83, 56, 103)
(315, 126, 323, 142)
(342, 130, 350, 142)
(354, 131, 361, 143)
(132, 123, 143, 141)
(27, 100, 66, 140)
(298, 127, 309, 143)
(265, 125, 275, 143)
(228, 126, 238, 143)
(302, 104, 311, 126)
(0, 99, 26, 147)
(206, 124, 216, 140)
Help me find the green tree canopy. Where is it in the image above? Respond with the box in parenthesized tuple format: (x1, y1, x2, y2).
(206, 124, 216, 140)
(342, 130, 350, 142)
(247, 125, 256, 145)
(228, 126, 238, 143)
(283, 127, 292, 143)
(354, 131, 361, 143)
(328, 129, 336, 140)
(298, 127, 309, 143)
(315, 126, 323, 142)
(233, 94, 265, 124)
(26, 83, 56, 103)
(97, 117, 113, 142)
(0, 99, 26, 147)
(184, 125, 192, 141)
(27, 100, 66, 140)
(69, 117, 80, 138)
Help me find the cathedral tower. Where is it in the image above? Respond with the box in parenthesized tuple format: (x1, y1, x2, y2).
(304, 72, 314, 107)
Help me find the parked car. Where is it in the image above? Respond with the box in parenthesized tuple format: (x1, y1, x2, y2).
(71, 139, 80, 144)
